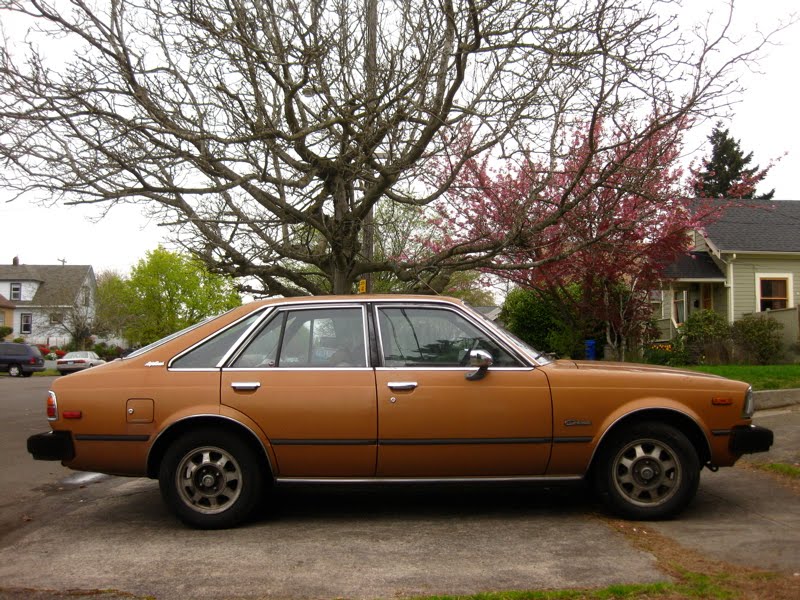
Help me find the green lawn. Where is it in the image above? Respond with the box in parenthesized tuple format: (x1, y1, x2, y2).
(684, 364, 800, 391)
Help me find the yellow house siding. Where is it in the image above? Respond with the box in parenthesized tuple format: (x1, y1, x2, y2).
(693, 232, 709, 252)
(728, 255, 800, 320)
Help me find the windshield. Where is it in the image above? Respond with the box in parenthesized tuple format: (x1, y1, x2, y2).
(464, 304, 553, 365)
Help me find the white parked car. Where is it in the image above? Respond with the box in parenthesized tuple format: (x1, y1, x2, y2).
(56, 351, 106, 375)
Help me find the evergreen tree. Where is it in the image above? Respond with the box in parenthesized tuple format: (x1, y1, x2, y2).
(694, 122, 774, 200)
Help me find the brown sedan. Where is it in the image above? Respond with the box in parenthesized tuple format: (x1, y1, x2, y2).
(28, 296, 772, 528)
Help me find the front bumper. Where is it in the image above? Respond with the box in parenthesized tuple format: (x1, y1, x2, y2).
(27, 431, 75, 461)
(729, 425, 774, 455)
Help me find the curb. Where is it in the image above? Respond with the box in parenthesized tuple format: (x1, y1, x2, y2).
(753, 388, 800, 410)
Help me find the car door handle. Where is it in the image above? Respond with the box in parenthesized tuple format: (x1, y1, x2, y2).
(231, 382, 261, 391)
(387, 381, 417, 391)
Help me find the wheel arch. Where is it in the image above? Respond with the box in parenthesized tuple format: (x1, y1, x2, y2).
(146, 415, 275, 481)
(587, 408, 711, 478)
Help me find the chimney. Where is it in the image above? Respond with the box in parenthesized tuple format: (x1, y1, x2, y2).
(12, 256, 19, 266)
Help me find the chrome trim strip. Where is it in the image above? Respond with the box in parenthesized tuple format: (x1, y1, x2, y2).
(375, 366, 534, 372)
(711, 429, 732, 436)
(223, 367, 375, 372)
(387, 381, 418, 390)
(231, 381, 261, 391)
(275, 475, 583, 484)
(553, 437, 593, 444)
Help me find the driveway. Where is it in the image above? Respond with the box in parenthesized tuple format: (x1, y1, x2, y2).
(0, 377, 797, 599)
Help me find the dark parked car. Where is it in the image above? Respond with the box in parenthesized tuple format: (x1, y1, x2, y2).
(0, 342, 46, 377)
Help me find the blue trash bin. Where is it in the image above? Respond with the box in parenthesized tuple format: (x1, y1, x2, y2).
(584, 339, 596, 360)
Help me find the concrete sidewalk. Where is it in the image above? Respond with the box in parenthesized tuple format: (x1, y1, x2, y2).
(754, 388, 800, 410)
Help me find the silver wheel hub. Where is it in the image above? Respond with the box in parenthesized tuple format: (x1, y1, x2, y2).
(175, 446, 243, 515)
(612, 438, 681, 508)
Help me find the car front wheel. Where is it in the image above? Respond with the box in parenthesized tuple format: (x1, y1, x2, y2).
(595, 422, 700, 520)
(159, 429, 265, 529)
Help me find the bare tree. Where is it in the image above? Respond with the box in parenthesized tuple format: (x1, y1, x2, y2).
(0, 0, 787, 295)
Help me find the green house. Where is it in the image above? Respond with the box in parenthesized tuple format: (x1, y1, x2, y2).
(654, 200, 800, 351)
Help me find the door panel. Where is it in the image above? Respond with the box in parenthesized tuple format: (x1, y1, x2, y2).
(220, 305, 377, 477)
(221, 369, 377, 476)
(376, 368, 552, 476)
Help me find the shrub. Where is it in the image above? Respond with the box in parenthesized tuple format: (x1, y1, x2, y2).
(12, 337, 24, 343)
(643, 342, 675, 365)
(732, 314, 784, 365)
(92, 341, 124, 361)
(675, 309, 731, 365)
(0, 326, 12, 340)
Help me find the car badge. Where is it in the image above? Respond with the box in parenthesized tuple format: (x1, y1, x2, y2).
(144, 361, 165, 367)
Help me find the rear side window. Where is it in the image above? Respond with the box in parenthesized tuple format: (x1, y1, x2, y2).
(171, 312, 262, 369)
(230, 307, 367, 368)
(2, 344, 27, 357)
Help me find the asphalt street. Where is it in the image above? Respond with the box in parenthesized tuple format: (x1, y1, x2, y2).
(0, 376, 797, 599)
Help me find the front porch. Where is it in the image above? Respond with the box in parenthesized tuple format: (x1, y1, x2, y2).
(653, 251, 728, 342)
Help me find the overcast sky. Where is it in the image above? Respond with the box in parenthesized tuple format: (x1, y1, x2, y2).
(1, 0, 797, 275)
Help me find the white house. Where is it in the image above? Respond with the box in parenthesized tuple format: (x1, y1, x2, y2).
(0, 257, 97, 347)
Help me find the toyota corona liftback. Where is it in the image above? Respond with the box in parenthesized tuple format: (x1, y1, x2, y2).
(28, 295, 774, 529)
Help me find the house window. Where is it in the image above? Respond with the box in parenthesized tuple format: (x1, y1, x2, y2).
(759, 278, 788, 311)
(82, 287, 91, 307)
(21, 313, 33, 334)
(50, 313, 64, 324)
(10, 283, 21, 301)
(673, 290, 686, 325)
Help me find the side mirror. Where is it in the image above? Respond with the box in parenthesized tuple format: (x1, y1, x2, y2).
(465, 349, 493, 381)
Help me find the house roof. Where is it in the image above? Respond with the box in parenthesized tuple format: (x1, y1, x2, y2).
(0, 293, 14, 309)
(703, 200, 800, 253)
(0, 264, 94, 307)
(662, 251, 725, 280)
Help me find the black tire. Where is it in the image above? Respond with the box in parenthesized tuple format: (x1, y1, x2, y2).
(8, 364, 21, 377)
(158, 428, 266, 529)
(594, 422, 700, 520)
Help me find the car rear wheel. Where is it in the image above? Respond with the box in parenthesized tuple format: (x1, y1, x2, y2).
(595, 422, 700, 520)
(159, 429, 265, 529)
(8, 364, 21, 377)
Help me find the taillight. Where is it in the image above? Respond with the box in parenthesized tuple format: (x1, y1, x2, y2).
(46, 391, 58, 421)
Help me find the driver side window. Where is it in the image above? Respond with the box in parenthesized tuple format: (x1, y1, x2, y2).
(377, 307, 518, 367)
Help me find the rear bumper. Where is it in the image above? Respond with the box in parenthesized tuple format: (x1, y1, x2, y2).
(27, 431, 75, 461)
(729, 425, 774, 455)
